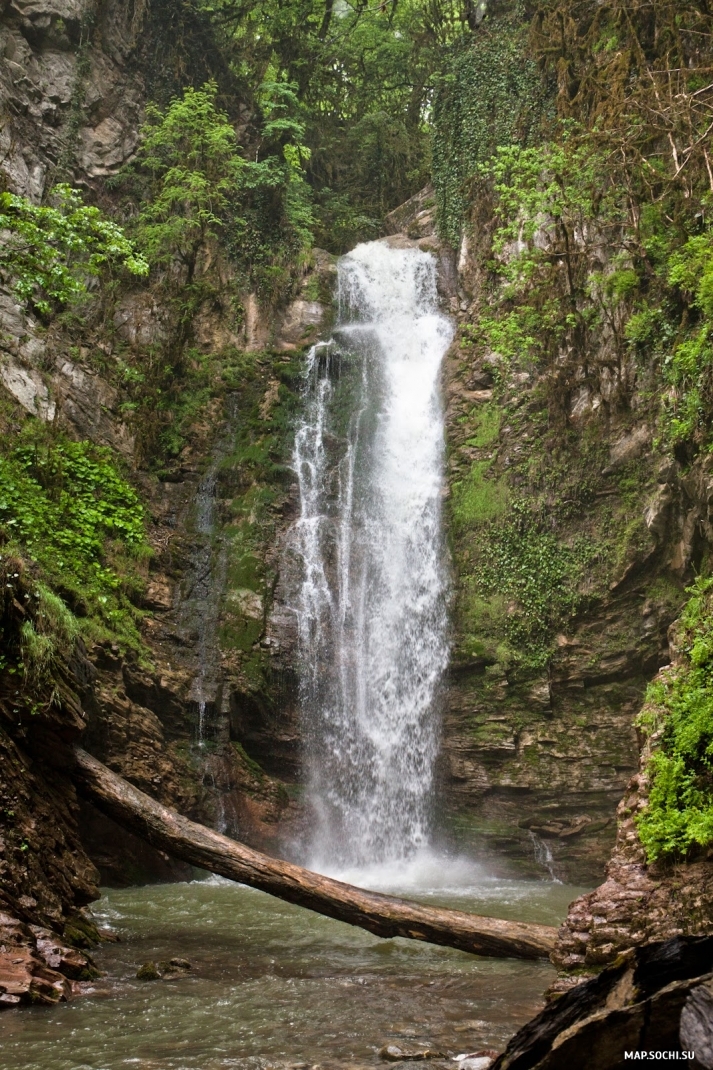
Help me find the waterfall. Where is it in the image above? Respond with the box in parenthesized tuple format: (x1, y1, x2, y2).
(289, 240, 454, 872)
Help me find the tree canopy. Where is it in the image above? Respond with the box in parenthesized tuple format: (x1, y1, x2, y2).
(197, 0, 485, 248)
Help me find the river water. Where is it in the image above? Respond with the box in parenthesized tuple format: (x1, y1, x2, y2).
(0, 873, 585, 1070)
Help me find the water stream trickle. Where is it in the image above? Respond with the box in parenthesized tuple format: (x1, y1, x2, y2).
(527, 831, 562, 884)
(289, 241, 454, 871)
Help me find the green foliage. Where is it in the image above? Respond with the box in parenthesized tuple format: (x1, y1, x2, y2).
(202, 0, 483, 250)
(130, 78, 314, 293)
(668, 235, 713, 319)
(486, 138, 614, 256)
(259, 79, 315, 254)
(636, 577, 713, 861)
(432, 4, 549, 246)
(0, 185, 147, 316)
(435, 0, 713, 457)
(20, 584, 80, 687)
(450, 443, 592, 665)
(468, 136, 622, 372)
(658, 234, 713, 446)
(0, 428, 148, 639)
(477, 500, 590, 665)
(136, 82, 250, 275)
(532, 0, 713, 199)
(456, 127, 713, 454)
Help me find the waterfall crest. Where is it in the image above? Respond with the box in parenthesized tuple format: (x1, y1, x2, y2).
(290, 240, 454, 872)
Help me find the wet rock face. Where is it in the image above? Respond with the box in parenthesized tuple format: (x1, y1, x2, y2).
(0, 0, 337, 898)
(438, 216, 713, 883)
(0, 0, 325, 1011)
(0, 569, 99, 932)
(553, 750, 713, 973)
(0, 563, 104, 1008)
(0, 912, 100, 1008)
(0, 0, 143, 199)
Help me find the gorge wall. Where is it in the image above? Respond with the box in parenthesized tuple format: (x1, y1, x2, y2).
(440, 219, 691, 885)
(385, 188, 696, 887)
(428, 0, 713, 973)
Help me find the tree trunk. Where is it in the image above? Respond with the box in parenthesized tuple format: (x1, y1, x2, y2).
(73, 748, 557, 961)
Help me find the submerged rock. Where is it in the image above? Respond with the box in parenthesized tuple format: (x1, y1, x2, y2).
(159, 958, 192, 978)
(135, 961, 161, 981)
(135, 958, 192, 981)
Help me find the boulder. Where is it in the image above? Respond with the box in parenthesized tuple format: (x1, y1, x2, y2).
(493, 936, 713, 1069)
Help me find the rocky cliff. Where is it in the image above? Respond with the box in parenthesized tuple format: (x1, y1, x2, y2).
(439, 231, 695, 883)
(427, 0, 713, 980)
(0, 0, 336, 1005)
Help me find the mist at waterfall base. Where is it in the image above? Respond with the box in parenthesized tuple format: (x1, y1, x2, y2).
(289, 241, 480, 894)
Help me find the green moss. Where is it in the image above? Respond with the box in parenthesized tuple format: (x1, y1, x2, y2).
(455, 496, 592, 668)
(241, 650, 269, 692)
(465, 403, 502, 448)
(470, 719, 514, 747)
(225, 545, 263, 593)
(219, 615, 262, 652)
(232, 741, 266, 778)
(451, 461, 509, 528)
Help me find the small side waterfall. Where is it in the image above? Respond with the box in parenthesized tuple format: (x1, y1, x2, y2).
(289, 241, 454, 872)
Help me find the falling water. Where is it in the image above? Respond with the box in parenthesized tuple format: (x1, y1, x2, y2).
(290, 241, 454, 871)
(527, 831, 562, 883)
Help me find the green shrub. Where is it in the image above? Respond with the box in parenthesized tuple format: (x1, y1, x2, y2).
(637, 576, 713, 860)
(131, 80, 313, 286)
(0, 430, 148, 639)
(0, 184, 147, 315)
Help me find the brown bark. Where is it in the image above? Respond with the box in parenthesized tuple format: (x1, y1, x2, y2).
(72, 748, 557, 961)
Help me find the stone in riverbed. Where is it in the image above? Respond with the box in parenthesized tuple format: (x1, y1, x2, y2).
(136, 958, 192, 981)
(159, 958, 193, 978)
(379, 1045, 446, 1061)
(453, 1052, 499, 1070)
(136, 961, 161, 981)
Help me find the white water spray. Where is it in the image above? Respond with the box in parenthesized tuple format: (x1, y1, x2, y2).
(289, 241, 454, 872)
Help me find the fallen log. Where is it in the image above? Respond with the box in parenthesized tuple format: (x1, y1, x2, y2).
(73, 747, 557, 961)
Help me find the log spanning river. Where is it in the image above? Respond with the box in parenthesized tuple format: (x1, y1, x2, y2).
(0, 243, 588, 1067)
